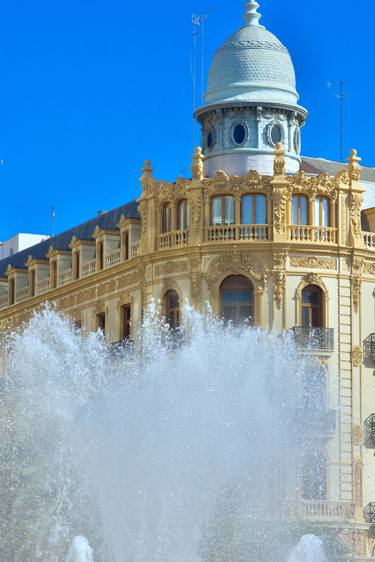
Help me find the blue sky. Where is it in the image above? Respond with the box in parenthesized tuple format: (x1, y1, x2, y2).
(0, 0, 374, 240)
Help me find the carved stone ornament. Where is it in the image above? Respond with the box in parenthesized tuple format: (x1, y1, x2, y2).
(192, 146, 205, 181)
(273, 142, 286, 176)
(296, 273, 327, 299)
(352, 425, 364, 446)
(350, 192, 363, 239)
(353, 457, 363, 506)
(352, 276, 361, 313)
(273, 186, 291, 234)
(347, 149, 362, 182)
(188, 190, 203, 236)
(206, 250, 268, 296)
(364, 260, 375, 275)
(352, 346, 363, 367)
(290, 256, 336, 270)
(273, 271, 286, 310)
(155, 260, 188, 277)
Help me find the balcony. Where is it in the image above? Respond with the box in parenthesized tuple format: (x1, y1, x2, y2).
(58, 268, 72, 286)
(364, 503, 375, 523)
(363, 231, 375, 250)
(105, 248, 121, 268)
(290, 327, 335, 352)
(80, 258, 96, 278)
(288, 226, 337, 244)
(364, 334, 375, 362)
(130, 240, 139, 258)
(364, 414, 375, 447)
(36, 277, 50, 295)
(207, 224, 269, 242)
(159, 230, 189, 249)
(288, 501, 355, 522)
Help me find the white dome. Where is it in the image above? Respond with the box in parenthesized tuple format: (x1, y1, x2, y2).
(203, 1, 301, 110)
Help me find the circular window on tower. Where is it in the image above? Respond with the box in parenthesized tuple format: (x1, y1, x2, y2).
(232, 123, 248, 146)
(294, 127, 301, 153)
(206, 128, 215, 150)
(268, 123, 284, 147)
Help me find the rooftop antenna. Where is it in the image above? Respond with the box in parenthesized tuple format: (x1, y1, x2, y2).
(191, 12, 208, 149)
(51, 206, 56, 237)
(327, 80, 346, 162)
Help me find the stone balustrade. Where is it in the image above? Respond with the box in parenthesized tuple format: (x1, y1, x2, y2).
(36, 277, 50, 294)
(363, 231, 375, 249)
(159, 230, 189, 249)
(105, 248, 121, 268)
(288, 500, 355, 522)
(207, 224, 269, 242)
(288, 226, 337, 244)
(130, 240, 139, 258)
(15, 286, 29, 302)
(0, 294, 8, 309)
(58, 268, 72, 286)
(80, 258, 96, 278)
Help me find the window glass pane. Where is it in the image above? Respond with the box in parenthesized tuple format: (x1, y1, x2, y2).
(224, 197, 234, 225)
(300, 196, 308, 225)
(241, 195, 253, 224)
(212, 197, 222, 225)
(321, 197, 329, 226)
(255, 195, 266, 224)
(315, 198, 320, 226)
(292, 196, 299, 225)
(302, 307, 310, 327)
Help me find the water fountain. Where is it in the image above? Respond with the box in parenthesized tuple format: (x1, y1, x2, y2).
(287, 534, 328, 562)
(66, 536, 94, 562)
(0, 304, 331, 561)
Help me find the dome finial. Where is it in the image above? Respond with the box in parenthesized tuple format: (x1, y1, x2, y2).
(243, 0, 263, 27)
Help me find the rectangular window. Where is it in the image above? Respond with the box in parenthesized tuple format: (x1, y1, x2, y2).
(212, 197, 222, 226)
(292, 195, 308, 225)
(224, 196, 234, 225)
(121, 304, 131, 340)
(96, 312, 106, 333)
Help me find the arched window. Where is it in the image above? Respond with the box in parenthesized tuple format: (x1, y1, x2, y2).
(162, 204, 171, 233)
(302, 449, 327, 500)
(315, 196, 330, 227)
(292, 195, 309, 225)
(177, 200, 189, 231)
(301, 285, 324, 328)
(164, 290, 180, 330)
(220, 275, 254, 325)
(211, 196, 235, 226)
(241, 194, 267, 224)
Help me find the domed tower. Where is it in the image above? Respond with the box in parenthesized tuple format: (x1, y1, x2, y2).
(195, 0, 308, 176)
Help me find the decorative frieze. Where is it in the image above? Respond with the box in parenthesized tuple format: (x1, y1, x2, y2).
(290, 256, 336, 270)
(155, 260, 188, 277)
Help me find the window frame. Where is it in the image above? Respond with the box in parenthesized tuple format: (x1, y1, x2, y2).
(219, 274, 254, 326)
(164, 289, 180, 330)
(292, 194, 309, 226)
(211, 195, 235, 226)
(241, 193, 267, 225)
(161, 203, 172, 233)
(177, 199, 189, 231)
(315, 195, 330, 227)
(301, 284, 324, 328)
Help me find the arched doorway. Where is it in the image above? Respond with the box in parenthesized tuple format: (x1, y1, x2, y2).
(164, 290, 180, 330)
(220, 275, 254, 325)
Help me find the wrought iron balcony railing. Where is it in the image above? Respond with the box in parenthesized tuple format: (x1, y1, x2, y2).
(364, 414, 375, 448)
(290, 327, 335, 352)
(364, 503, 375, 523)
(364, 333, 375, 362)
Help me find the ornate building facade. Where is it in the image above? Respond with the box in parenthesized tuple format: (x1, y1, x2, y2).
(1, 1, 375, 558)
